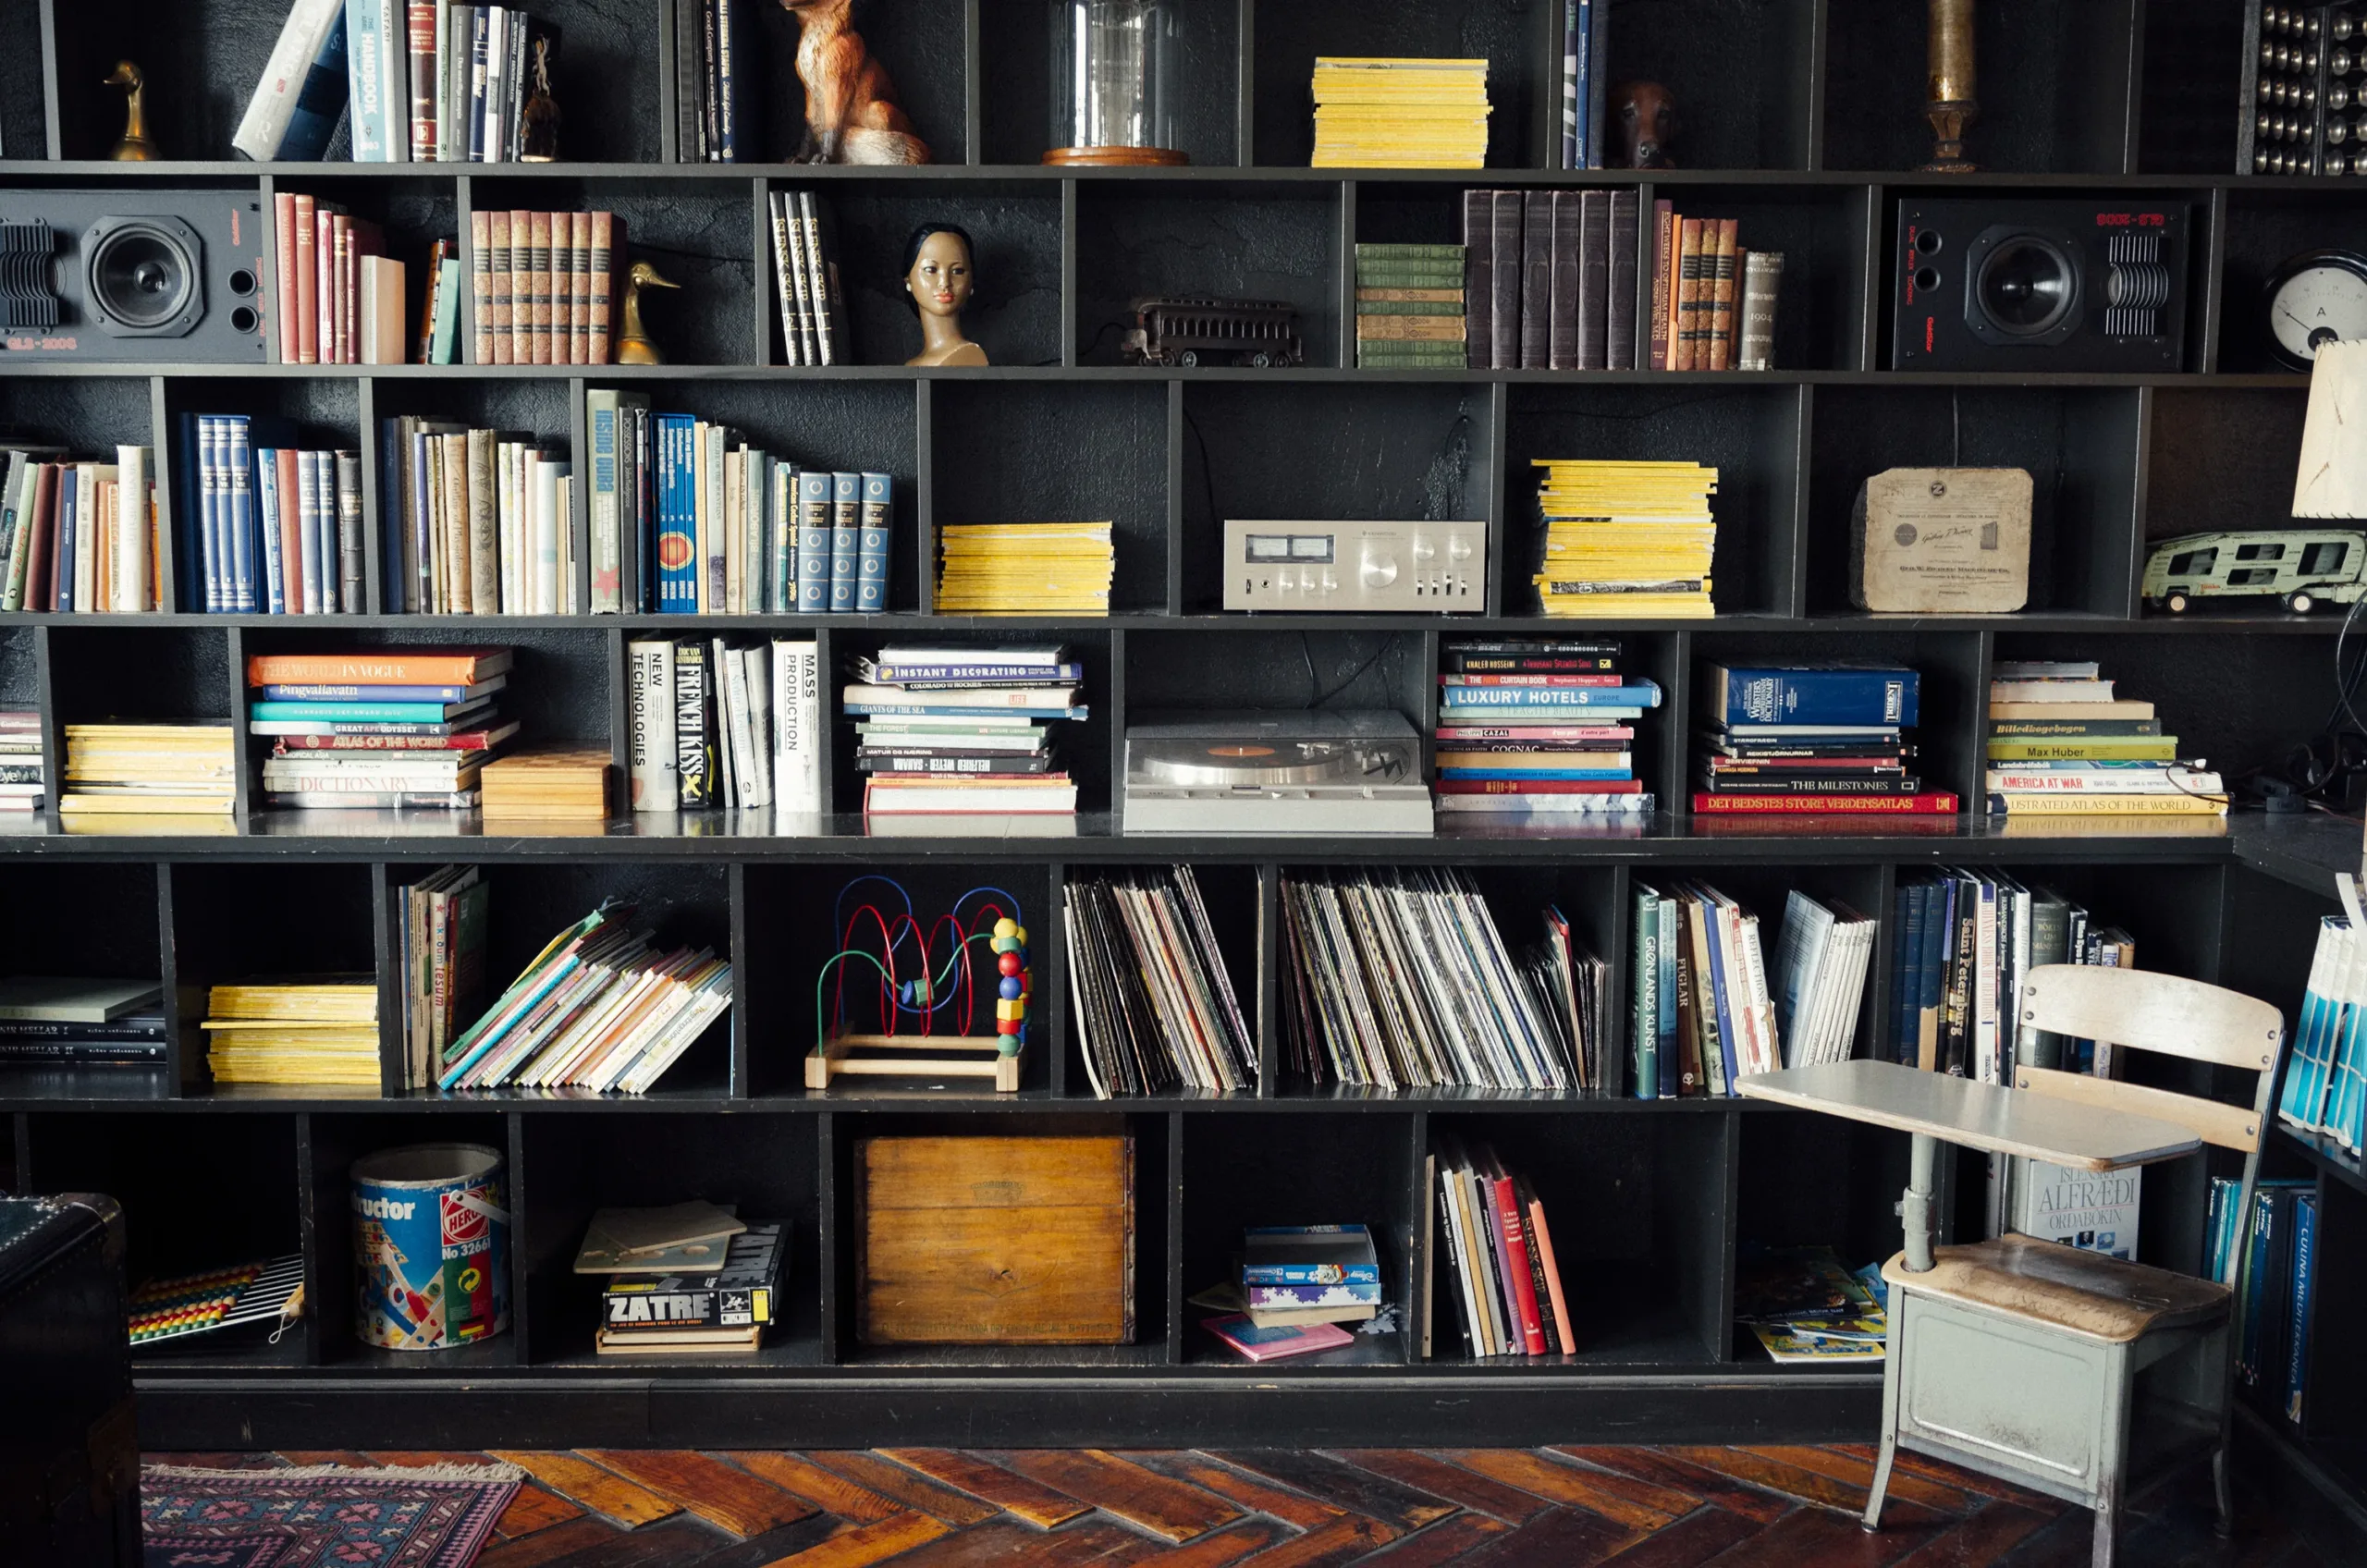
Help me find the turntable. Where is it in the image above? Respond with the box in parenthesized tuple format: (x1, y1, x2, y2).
(1122, 711, 1433, 835)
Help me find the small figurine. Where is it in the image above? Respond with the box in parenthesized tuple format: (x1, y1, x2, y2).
(2143, 528, 2367, 616)
(104, 61, 159, 162)
(902, 224, 986, 367)
(1610, 80, 1676, 169)
(779, 0, 931, 165)
(518, 33, 559, 163)
(617, 261, 679, 365)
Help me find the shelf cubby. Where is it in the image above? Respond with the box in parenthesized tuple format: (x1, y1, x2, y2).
(1733, 1109, 1908, 1362)
(166, 860, 379, 1092)
(977, 1, 1241, 170)
(2217, 189, 2367, 374)
(1125, 626, 1427, 736)
(1250, 0, 1546, 170)
(1610, 0, 1822, 174)
(796, 180, 1065, 370)
(1075, 184, 1345, 369)
(0, 375, 158, 454)
(2146, 386, 2312, 555)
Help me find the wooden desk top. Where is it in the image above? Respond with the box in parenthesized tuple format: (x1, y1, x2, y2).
(1735, 1060, 2201, 1171)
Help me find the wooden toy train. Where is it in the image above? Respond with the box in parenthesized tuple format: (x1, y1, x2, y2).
(1122, 296, 1306, 368)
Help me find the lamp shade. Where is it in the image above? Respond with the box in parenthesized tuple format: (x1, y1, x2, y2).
(2295, 338, 2367, 518)
(1047, 0, 1185, 165)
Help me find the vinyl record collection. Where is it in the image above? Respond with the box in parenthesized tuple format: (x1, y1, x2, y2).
(1986, 661, 2226, 817)
(59, 724, 238, 817)
(378, 418, 574, 614)
(627, 639, 823, 814)
(398, 864, 490, 1090)
(248, 645, 516, 809)
(1531, 459, 1716, 619)
(1884, 871, 2131, 1080)
(201, 975, 379, 1085)
(1, 445, 163, 613)
(1310, 57, 1490, 167)
(935, 522, 1116, 615)
(1434, 638, 1655, 816)
(1694, 664, 1958, 815)
(1279, 868, 1602, 1092)
(435, 900, 732, 1093)
(1431, 1138, 1576, 1358)
(1355, 244, 1467, 370)
(1064, 865, 1256, 1096)
(182, 420, 362, 615)
(847, 644, 1085, 816)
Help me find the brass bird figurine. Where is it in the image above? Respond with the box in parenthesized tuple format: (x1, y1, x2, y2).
(617, 261, 680, 365)
(105, 61, 159, 161)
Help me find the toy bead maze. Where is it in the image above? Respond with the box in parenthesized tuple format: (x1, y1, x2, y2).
(807, 878, 1031, 1092)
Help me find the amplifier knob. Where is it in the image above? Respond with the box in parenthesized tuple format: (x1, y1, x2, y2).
(1320, 570, 1337, 593)
(1411, 535, 1437, 562)
(1361, 551, 1398, 589)
(1447, 534, 1474, 561)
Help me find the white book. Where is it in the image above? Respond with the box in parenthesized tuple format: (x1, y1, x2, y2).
(533, 451, 566, 613)
(1973, 876, 2000, 1084)
(480, 5, 509, 163)
(1738, 912, 1777, 1078)
(73, 463, 105, 613)
(626, 640, 679, 813)
(113, 444, 149, 613)
(231, 0, 346, 160)
(771, 639, 820, 815)
(712, 638, 740, 807)
(739, 645, 773, 808)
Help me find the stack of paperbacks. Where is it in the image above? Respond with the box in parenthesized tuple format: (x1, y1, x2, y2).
(0, 977, 166, 1070)
(0, 709, 43, 812)
(1433, 637, 1656, 817)
(1197, 1223, 1381, 1361)
(1694, 664, 1957, 815)
(60, 723, 237, 816)
(434, 901, 731, 1094)
(1355, 243, 1466, 369)
(1311, 58, 1490, 167)
(936, 522, 1113, 614)
(1533, 459, 1716, 618)
(249, 646, 518, 810)
(397, 865, 487, 1091)
(846, 644, 1085, 817)
(1431, 1137, 1576, 1359)
(202, 976, 380, 1086)
(481, 746, 613, 820)
(1985, 660, 2225, 818)
(576, 1202, 782, 1355)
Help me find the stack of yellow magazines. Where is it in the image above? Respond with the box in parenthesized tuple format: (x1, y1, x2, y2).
(1531, 459, 1718, 619)
(1311, 58, 1490, 168)
(937, 522, 1115, 614)
(60, 723, 238, 815)
(203, 976, 380, 1086)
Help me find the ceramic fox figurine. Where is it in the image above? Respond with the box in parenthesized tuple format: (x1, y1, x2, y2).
(778, 0, 930, 165)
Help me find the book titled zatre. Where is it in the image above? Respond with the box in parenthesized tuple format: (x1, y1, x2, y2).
(601, 1224, 784, 1333)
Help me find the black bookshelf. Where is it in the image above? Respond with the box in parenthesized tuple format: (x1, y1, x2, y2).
(2, 0, 2365, 1474)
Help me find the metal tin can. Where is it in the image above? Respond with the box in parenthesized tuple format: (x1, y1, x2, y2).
(350, 1143, 509, 1351)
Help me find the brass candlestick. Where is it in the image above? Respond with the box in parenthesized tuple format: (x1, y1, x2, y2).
(1922, 0, 1978, 173)
(104, 60, 158, 161)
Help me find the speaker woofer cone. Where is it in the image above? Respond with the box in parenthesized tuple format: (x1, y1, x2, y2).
(1974, 235, 2078, 337)
(84, 215, 202, 337)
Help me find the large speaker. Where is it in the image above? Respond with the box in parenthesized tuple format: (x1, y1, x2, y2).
(1891, 197, 2191, 373)
(0, 189, 267, 362)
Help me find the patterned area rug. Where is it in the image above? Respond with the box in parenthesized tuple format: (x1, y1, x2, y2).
(142, 1462, 521, 1568)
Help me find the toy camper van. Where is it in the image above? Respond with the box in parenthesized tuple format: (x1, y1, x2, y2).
(2141, 528, 2367, 614)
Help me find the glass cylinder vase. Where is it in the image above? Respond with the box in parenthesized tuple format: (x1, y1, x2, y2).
(1047, 0, 1186, 165)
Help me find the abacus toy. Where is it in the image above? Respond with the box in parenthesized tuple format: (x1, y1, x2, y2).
(807, 877, 1030, 1092)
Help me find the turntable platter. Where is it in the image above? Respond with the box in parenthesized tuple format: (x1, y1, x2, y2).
(1137, 740, 1360, 788)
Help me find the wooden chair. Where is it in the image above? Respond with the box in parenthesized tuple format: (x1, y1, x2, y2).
(1862, 963, 2286, 1568)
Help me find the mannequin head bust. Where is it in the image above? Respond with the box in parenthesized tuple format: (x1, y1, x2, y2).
(901, 223, 987, 366)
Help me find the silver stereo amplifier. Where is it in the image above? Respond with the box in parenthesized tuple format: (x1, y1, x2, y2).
(1222, 520, 1485, 612)
(1122, 710, 1434, 835)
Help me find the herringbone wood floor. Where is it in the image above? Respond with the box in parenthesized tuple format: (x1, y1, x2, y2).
(153, 1443, 2332, 1566)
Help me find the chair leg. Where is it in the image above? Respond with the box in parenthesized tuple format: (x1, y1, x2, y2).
(1864, 1305, 1907, 1533)
(2091, 1479, 2118, 1568)
(1864, 1430, 1898, 1533)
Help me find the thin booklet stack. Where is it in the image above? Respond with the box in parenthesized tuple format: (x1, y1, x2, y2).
(0, 979, 165, 1069)
(1311, 58, 1490, 167)
(59, 724, 238, 817)
(1531, 459, 1715, 619)
(202, 976, 379, 1086)
(578, 1205, 783, 1356)
(379, 417, 573, 614)
(935, 522, 1115, 615)
(0, 711, 41, 815)
(1200, 1224, 1380, 1362)
(1064, 865, 1257, 1096)
(626, 639, 823, 815)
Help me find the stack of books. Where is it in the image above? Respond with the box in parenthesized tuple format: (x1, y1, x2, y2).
(1431, 1141, 1576, 1359)
(1735, 1247, 1888, 1364)
(674, 0, 761, 162)
(0, 710, 42, 813)
(1886, 872, 2132, 1081)
(311, 1, 560, 163)
(0, 979, 165, 1070)
(436, 901, 732, 1093)
(249, 646, 516, 810)
(1200, 1224, 1381, 1362)
(1648, 205, 1784, 371)
(59, 724, 237, 817)
(767, 190, 851, 366)
(481, 746, 611, 819)
(847, 645, 1085, 818)
(268, 194, 405, 364)
(935, 522, 1114, 615)
(1064, 865, 1257, 1096)
(1461, 190, 1640, 370)
(1986, 661, 2226, 818)
(2214, 1175, 2318, 1421)
(1435, 637, 1656, 817)
(1, 445, 163, 613)
(1694, 664, 1957, 815)
(397, 864, 488, 1090)
(466, 210, 627, 366)
(183, 419, 363, 615)
(1623, 879, 1782, 1096)
(580, 1206, 784, 1355)
(1310, 58, 1490, 168)
(378, 417, 573, 614)
(202, 976, 379, 1086)
(1531, 459, 1716, 618)
(626, 639, 822, 814)
(1279, 868, 1582, 1091)
(1355, 243, 1466, 369)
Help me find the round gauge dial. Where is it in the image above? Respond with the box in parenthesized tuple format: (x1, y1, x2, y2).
(2266, 249, 2367, 370)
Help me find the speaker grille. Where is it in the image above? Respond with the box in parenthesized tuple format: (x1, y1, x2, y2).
(2103, 232, 2170, 337)
(0, 221, 59, 333)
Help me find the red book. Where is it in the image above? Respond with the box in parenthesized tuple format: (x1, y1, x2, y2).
(1441, 673, 1625, 688)
(275, 447, 303, 612)
(272, 191, 299, 363)
(1490, 1170, 1548, 1355)
(1527, 1197, 1576, 1355)
(274, 723, 521, 752)
(1436, 725, 1634, 742)
(1690, 791, 1961, 815)
(291, 194, 319, 364)
(1434, 778, 1643, 795)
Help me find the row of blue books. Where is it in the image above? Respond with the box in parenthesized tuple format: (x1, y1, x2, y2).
(2210, 1176, 2316, 1427)
(178, 415, 365, 616)
(2277, 913, 2367, 1155)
